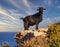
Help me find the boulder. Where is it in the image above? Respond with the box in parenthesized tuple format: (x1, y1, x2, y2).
(14, 28, 48, 47)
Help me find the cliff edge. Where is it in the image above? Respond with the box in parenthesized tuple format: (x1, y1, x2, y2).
(14, 28, 48, 47)
(14, 22, 60, 47)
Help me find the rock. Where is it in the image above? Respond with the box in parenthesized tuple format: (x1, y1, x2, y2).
(14, 28, 48, 47)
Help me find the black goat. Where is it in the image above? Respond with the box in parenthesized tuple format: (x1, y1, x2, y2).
(20, 7, 46, 30)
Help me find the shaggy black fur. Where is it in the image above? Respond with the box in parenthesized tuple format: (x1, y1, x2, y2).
(20, 7, 46, 30)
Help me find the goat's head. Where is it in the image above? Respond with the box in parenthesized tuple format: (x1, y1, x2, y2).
(37, 7, 46, 11)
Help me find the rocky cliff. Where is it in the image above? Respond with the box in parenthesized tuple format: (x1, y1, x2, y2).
(14, 28, 48, 47)
(14, 22, 60, 47)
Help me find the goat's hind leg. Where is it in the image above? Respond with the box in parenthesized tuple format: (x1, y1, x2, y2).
(24, 22, 29, 30)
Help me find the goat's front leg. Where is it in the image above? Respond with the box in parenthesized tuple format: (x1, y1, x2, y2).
(35, 23, 39, 30)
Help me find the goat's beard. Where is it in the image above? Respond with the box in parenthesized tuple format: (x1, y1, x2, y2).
(39, 10, 43, 14)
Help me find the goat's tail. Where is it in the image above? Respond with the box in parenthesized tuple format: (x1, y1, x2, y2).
(20, 18, 24, 19)
(20, 18, 24, 21)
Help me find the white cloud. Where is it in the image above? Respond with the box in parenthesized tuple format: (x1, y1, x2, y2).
(0, 8, 16, 20)
(8, 0, 33, 15)
(0, 26, 21, 32)
(22, 0, 31, 9)
(6, 9, 25, 18)
(0, 6, 60, 31)
(0, 21, 23, 32)
(0, 26, 7, 31)
(42, 0, 52, 6)
(0, 6, 23, 25)
(39, 17, 60, 28)
(28, 17, 60, 30)
(47, 0, 52, 6)
(0, 0, 60, 32)
(56, 6, 60, 9)
(0, 6, 24, 31)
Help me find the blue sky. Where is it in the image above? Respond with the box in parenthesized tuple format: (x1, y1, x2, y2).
(0, 0, 60, 32)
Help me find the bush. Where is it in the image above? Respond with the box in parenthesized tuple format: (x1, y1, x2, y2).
(46, 22, 60, 47)
(1, 42, 10, 47)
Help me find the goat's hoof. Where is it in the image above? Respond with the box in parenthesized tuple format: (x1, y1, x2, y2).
(35, 29, 38, 31)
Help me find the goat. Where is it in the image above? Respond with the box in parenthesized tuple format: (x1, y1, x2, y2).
(20, 7, 46, 30)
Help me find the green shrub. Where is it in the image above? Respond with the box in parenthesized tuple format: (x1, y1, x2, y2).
(2, 44, 5, 47)
(1, 42, 10, 47)
(46, 22, 60, 47)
